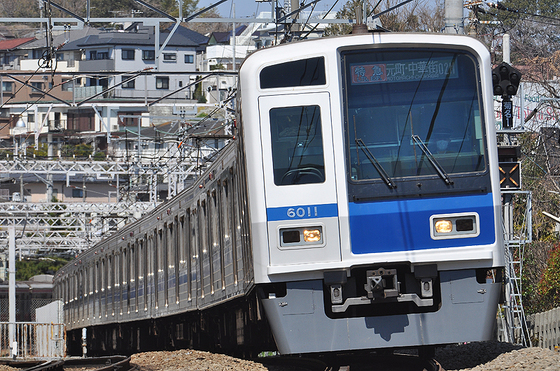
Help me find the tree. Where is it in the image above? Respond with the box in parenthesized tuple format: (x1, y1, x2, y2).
(324, 0, 444, 36)
(185, 7, 230, 35)
(0, 0, 39, 17)
(537, 244, 560, 311)
(90, 0, 137, 18)
(15, 257, 69, 281)
(472, 0, 560, 65)
(160, 0, 198, 18)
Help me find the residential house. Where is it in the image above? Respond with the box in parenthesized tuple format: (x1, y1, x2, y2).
(0, 37, 35, 70)
(59, 23, 207, 101)
(0, 24, 209, 157)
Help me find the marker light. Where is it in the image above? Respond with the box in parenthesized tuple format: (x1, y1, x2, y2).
(434, 220, 453, 234)
(303, 229, 321, 242)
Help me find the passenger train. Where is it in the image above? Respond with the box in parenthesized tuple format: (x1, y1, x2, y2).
(55, 32, 505, 357)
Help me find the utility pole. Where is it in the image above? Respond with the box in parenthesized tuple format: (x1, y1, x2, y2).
(291, 0, 300, 33)
(444, 0, 464, 34)
(232, 3, 236, 71)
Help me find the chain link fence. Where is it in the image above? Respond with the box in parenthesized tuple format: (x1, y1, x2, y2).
(0, 298, 55, 322)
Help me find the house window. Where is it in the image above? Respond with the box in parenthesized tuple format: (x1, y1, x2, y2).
(90, 51, 109, 60)
(56, 53, 64, 61)
(184, 54, 194, 64)
(30, 81, 43, 92)
(28, 113, 35, 123)
(122, 75, 135, 89)
(163, 53, 176, 61)
(62, 79, 73, 92)
(122, 49, 135, 60)
(72, 189, 83, 198)
(156, 76, 169, 89)
(142, 50, 155, 61)
(1, 81, 13, 92)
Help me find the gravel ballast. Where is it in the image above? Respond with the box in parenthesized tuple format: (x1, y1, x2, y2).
(129, 341, 560, 370)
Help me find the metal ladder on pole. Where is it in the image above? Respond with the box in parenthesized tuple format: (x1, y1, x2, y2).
(499, 190, 532, 346)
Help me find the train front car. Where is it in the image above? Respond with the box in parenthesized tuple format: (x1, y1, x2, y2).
(239, 33, 504, 354)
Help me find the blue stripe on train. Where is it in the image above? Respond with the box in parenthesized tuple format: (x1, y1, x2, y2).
(349, 193, 496, 254)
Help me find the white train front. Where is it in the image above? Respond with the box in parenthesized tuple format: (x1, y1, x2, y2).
(56, 33, 504, 356)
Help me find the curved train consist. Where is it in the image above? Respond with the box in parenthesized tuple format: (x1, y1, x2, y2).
(55, 33, 505, 357)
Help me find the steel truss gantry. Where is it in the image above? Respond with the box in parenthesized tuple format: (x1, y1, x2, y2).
(0, 201, 155, 255)
(0, 155, 212, 255)
(0, 159, 197, 202)
(500, 190, 532, 346)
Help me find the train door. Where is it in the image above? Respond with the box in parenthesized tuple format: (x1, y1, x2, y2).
(258, 93, 341, 267)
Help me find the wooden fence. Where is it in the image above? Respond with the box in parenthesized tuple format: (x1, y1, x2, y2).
(527, 307, 560, 350)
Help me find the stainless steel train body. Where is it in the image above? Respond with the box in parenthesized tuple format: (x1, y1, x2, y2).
(56, 142, 261, 354)
(55, 33, 504, 356)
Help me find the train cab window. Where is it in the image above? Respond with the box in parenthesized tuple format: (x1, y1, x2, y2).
(343, 48, 489, 198)
(260, 57, 325, 89)
(270, 105, 326, 185)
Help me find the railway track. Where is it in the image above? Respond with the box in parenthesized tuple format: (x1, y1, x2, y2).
(1, 356, 133, 371)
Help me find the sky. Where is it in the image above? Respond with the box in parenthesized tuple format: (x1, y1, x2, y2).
(196, 0, 345, 19)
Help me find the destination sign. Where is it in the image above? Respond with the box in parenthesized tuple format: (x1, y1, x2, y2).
(350, 57, 458, 85)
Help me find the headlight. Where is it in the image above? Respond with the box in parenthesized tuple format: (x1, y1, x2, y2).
(434, 220, 453, 233)
(303, 229, 321, 242)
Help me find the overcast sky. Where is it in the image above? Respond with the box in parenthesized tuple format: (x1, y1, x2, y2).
(196, 0, 344, 19)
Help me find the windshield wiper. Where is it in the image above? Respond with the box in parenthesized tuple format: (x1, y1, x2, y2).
(411, 135, 453, 185)
(355, 139, 396, 189)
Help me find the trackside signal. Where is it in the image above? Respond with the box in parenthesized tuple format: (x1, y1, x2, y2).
(492, 62, 522, 96)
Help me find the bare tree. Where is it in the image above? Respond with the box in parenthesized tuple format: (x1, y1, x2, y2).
(325, 0, 444, 35)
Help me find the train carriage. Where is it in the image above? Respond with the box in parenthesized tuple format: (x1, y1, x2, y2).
(55, 32, 504, 357)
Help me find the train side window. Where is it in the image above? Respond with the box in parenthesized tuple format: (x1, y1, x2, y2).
(221, 178, 236, 285)
(133, 242, 138, 312)
(197, 202, 206, 299)
(111, 254, 116, 315)
(102, 258, 107, 317)
(260, 56, 326, 89)
(95, 261, 99, 317)
(269, 105, 326, 185)
(123, 247, 128, 313)
(179, 216, 185, 266)
(122, 248, 127, 287)
(147, 237, 151, 283)
(163, 225, 169, 307)
(94, 261, 98, 294)
(172, 218, 180, 304)
(101, 259, 106, 293)
(188, 210, 194, 301)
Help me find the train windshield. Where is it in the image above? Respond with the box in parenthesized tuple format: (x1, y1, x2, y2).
(343, 49, 486, 190)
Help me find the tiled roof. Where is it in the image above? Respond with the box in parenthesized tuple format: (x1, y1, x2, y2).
(61, 25, 207, 51)
(0, 37, 35, 51)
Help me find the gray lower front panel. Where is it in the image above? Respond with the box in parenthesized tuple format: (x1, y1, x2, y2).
(261, 270, 500, 354)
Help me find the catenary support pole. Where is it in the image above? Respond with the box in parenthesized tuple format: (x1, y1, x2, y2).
(9, 226, 16, 358)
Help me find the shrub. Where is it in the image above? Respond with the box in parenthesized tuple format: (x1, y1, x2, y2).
(537, 244, 560, 311)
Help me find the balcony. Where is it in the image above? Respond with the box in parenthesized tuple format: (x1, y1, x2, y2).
(77, 59, 115, 72)
(74, 86, 112, 100)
